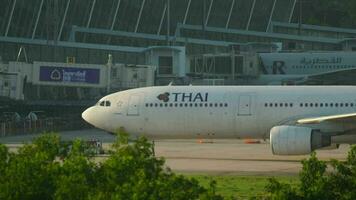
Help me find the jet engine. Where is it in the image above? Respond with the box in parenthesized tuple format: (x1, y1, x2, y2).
(270, 125, 331, 155)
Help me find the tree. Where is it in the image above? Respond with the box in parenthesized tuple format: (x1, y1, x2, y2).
(299, 152, 329, 199)
(91, 132, 223, 200)
(0, 132, 223, 200)
(265, 145, 356, 200)
(53, 140, 96, 200)
(0, 144, 8, 175)
(0, 134, 61, 200)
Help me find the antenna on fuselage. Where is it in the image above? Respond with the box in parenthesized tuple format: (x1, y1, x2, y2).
(168, 81, 173, 86)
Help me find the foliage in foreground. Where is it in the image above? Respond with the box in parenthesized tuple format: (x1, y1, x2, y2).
(0, 132, 223, 200)
(265, 145, 356, 200)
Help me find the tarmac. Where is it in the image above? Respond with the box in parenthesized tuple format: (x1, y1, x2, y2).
(0, 129, 350, 176)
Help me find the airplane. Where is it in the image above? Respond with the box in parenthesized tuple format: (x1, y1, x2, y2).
(256, 51, 356, 85)
(82, 85, 356, 155)
(259, 51, 356, 75)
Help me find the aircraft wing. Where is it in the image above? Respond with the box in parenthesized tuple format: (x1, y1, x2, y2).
(301, 68, 356, 84)
(297, 113, 356, 124)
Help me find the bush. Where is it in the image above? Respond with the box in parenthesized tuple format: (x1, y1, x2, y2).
(0, 132, 223, 200)
(265, 145, 356, 200)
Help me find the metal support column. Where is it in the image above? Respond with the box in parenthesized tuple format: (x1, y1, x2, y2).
(205, 0, 213, 26)
(225, 0, 235, 29)
(183, 0, 191, 25)
(87, 0, 97, 28)
(157, 4, 167, 35)
(107, 0, 121, 44)
(266, 0, 277, 32)
(58, 0, 71, 41)
(298, 0, 302, 35)
(289, 0, 297, 23)
(110, 0, 121, 30)
(231, 47, 235, 80)
(32, 0, 44, 39)
(166, 0, 170, 45)
(246, 0, 256, 30)
(135, 0, 146, 33)
(5, 0, 17, 36)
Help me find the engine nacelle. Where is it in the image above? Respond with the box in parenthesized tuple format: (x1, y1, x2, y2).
(270, 125, 331, 155)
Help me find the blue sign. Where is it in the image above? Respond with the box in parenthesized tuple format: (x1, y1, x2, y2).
(39, 66, 100, 84)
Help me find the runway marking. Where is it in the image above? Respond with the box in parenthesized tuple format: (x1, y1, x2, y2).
(96, 154, 345, 163)
(156, 156, 302, 163)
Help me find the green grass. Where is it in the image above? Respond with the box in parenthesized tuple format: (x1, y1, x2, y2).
(184, 175, 299, 199)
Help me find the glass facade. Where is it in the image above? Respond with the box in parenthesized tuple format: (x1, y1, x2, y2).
(2, 0, 333, 65)
(0, 0, 296, 40)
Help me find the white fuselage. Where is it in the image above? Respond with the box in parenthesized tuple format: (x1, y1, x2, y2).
(82, 86, 356, 143)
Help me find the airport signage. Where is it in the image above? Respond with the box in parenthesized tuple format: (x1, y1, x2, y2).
(300, 57, 342, 65)
(39, 66, 100, 84)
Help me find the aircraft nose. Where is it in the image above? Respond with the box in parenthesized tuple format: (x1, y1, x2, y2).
(82, 107, 95, 125)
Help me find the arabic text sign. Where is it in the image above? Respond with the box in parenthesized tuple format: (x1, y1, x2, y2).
(300, 57, 342, 65)
(39, 66, 100, 84)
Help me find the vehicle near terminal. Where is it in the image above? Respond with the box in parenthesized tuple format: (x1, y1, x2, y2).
(82, 86, 356, 155)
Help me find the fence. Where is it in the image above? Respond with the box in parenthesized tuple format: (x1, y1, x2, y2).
(0, 117, 89, 137)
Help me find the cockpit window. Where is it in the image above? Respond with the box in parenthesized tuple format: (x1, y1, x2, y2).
(98, 100, 111, 107)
